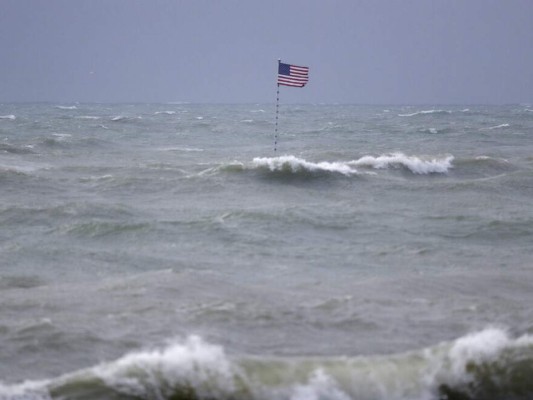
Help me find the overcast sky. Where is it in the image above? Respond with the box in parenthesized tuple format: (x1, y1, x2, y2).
(1, 0, 532, 104)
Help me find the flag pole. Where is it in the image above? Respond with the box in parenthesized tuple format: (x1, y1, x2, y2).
(274, 58, 280, 152)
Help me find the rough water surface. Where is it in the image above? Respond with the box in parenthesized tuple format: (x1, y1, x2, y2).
(1, 103, 532, 399)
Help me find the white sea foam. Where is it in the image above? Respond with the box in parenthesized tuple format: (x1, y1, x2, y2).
(75, 116, 101, 120)
(425, 327, 533, 395)
(350, 153, 454, 174)
(251, 154, 453, 176)
(111, 115, 141, 122)
(0, 115, 16, 120)
(154, 111, 176, 115)
(0, 329, 531, 400)
(291, 369, 350, 400)
(55, 105, 77, 110)
(253, 156, 358, 176)
(483, 123, 510, 130)
(158, 146, 204, 152)
(96, 329, 532, 400)
(398, 110, 451, 117)
(96, 335, 236, 399)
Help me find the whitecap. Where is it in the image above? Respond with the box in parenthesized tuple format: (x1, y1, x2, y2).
(1, 329, 532, 400)
(154, 111, 176, 115)
(398, 110, 451, 117)
(96, 335, 236, 399)
(55, 105, 77, 110)
(76, 116, 101, 120)
(111, 115, 141, 122)
(482, 123, 510, 130)
(350, 152, 454, 174)
(253, 156, 358, 176)
(0, 115, 16, 120)
(158, 146, 204, 152)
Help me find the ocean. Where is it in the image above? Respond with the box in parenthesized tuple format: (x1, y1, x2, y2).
(0, 103, 532, 400)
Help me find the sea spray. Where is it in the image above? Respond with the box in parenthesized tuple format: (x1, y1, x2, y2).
(250, 153, 453, 177)
(2, 329, 532, 400)
(350, 153, 454, 174)
(253, 156, 358, 176)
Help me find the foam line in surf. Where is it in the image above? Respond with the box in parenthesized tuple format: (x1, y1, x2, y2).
(350, 152, 454, 174)
(1, 328, 532, 400)
(253, 156, 358, 176)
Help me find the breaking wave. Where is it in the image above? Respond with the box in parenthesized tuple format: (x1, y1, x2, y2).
(252, 156, 358, 176)
(75, 115, 101, 120)
(350, 153, 454, 174)
(1, 328, 532, 400)
(155, 111, 177, 115)
(111, 115, 142, 122)
(0, 115, 16, 120)
(398, 110, 452, 117)
(158, 146, 204, 152)
(219, 154, 454, 179)
(482, 123, 510, 130)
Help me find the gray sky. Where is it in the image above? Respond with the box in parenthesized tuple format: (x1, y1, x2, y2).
(1, 0, 532, 104)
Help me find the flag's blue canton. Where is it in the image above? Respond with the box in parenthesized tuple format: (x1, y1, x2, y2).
(278, 63, 291, 76)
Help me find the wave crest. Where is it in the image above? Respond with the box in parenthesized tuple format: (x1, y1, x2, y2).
(220, 154, 453, 179)
(398, 109, 452, 117)
(351, 153, 454, 174)
(2, 328, 532, 400)
(253, 156, 357, 176)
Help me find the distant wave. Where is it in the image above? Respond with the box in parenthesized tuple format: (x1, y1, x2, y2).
(418, 127, 453, 134)
(350, 152, 454, 174)
(55, 105, 77, 110)
(0, 143, 35, 155)
(398, 109, 452, 117)
(0, 115, 16, 120)
(75, 115, 101, 120)
(1, 328, 532, 400)
(154, 111, 177, 115)
(58, 221, 150, 238)
(0, 161, 47, 175)
(482, 123, 510, 130)
(111, 115, 142, 122)
(451, 155, 515, 180)
(158, 146, 204, 152)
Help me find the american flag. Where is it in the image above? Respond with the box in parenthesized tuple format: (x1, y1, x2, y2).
(277, 62, 309, 87)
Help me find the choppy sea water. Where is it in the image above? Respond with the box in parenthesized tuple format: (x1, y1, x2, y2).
(1, 103, 532, 400)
